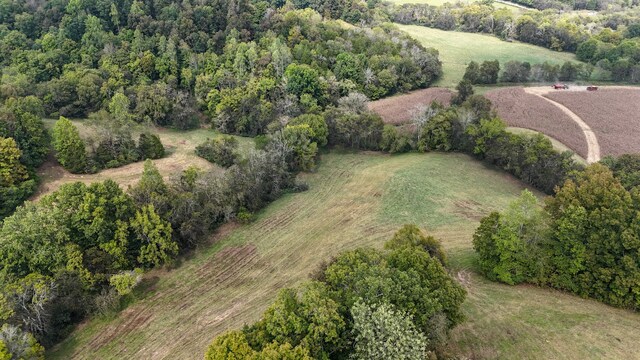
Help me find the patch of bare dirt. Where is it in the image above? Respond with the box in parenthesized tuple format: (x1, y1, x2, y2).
(368, 88, 453, 125)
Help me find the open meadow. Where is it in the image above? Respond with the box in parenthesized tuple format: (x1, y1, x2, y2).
(389, 0, 526, 12)
(396, 24, 580, 88)
(49, 151, 640, 359)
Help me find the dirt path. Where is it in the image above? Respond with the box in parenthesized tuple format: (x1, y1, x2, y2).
(523, 87, 601, 163)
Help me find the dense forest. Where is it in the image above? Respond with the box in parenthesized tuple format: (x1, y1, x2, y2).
(0, 0, 442, 217)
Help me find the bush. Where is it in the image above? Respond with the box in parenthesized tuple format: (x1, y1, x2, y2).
(500, 61, 531, 83)
(93, 137, 140, 169)
(94, 288, 121, 317)
(138, 133, 165, 160)
(236, 208, 255, 224)
(195, 136, 239, 168)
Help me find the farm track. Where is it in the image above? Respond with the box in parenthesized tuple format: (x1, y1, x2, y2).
(523, 87, 601, 163)
(543, 87, 640, 157)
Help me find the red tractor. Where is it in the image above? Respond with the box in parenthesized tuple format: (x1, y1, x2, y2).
(552, 83, 569, 90)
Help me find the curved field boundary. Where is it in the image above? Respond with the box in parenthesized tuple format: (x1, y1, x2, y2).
(506, 127, 587, 165)
(523, 87, 601, 163)
(485, 88, 589, 158)
(543, 87, 640, 157)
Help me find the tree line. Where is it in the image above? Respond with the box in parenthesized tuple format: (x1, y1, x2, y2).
(205, 225, 466, 360)
(203, 85, 582, 196)
(390, 3, 640, 82)
(463, 59, 587, 84)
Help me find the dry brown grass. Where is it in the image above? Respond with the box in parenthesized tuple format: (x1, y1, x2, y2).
(486, 87, 589, 158)
(34, 123, 254, 199)
(544, 88, 640, 157)
(368, 88, 453, 124)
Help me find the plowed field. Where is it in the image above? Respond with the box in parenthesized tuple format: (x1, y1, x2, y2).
(368, 88, 453, 124)
(544, 88, 640, 156)
(485, 87, 589, 158)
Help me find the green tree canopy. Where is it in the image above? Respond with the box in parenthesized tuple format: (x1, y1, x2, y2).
(52, 117, 87, 173)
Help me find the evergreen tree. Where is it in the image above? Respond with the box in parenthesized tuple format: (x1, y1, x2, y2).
(52, 117, 87, 173)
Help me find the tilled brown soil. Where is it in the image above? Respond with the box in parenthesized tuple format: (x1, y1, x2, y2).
(544, 88, 640, 157)
(368, 88, 453, 125)
(485, 87, 589, 158)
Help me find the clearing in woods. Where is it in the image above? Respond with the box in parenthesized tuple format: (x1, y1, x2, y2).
(396, 24, 580, 88)
(36, 119, 254, 198)
(50, 152, 640, 359)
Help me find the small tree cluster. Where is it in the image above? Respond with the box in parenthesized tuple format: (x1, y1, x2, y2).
(52, 117, 165, 174)
(196, 136, 240, 168)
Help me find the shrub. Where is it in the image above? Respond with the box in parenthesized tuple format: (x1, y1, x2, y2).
(195, 136, 239, 168)
(138, 133, 165, 159)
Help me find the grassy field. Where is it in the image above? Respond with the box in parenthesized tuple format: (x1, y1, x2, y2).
(49, 151, 640, 359)
(390, 0, 526, 12)
(36, 119, 254, 198)
(396, 24, 579, 88)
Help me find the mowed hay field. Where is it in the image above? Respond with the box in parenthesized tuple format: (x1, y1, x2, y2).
(485, 87, 589, 158)
(368, 87, 453, 124)
(396, 24, 579, 88)
(50, 152, 640, 359)
(36, 119, 254, 198)
(544, 88, 640, 156)
(389, 0, 525, 12)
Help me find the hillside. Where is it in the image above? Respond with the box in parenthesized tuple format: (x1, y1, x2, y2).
(396, 24, 580, 87)
(50, 152, 640, 359)
(390, 0, 526, 12)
